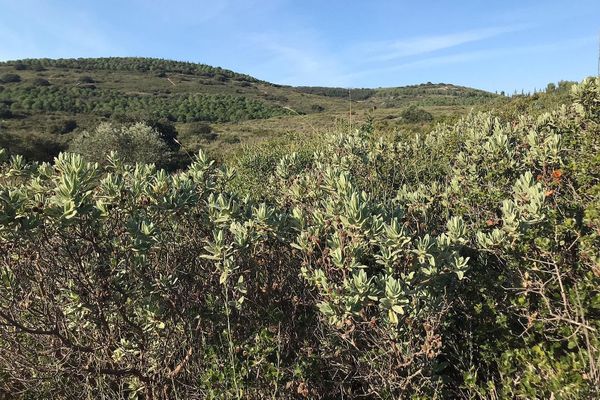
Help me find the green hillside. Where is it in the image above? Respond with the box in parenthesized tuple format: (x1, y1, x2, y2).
(0, 57, 504, 162)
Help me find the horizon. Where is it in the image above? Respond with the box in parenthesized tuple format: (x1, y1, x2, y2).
(0, 0, 598, 93)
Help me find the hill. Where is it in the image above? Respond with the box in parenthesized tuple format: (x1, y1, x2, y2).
(0, 57, 502, 162)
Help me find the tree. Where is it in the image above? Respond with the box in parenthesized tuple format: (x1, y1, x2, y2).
(69, 122, 172, 167)
(400, 105, 434, 123)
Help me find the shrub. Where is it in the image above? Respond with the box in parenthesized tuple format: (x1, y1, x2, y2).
(222, 135, 241, 144)
(69, 122, 173, 168)
(400, 105, 434, 123)
(0, 103, 12, 118)
(31, 77, 50, 87)
(0, 131, 65, 161)
(0, 73, 21, 83)
(0, 78, 598, 399)
(78, 75, 95, 84)
(48, 119, 77, 134)
(186, 122, 213, 135)
(310, 104, 325, 112)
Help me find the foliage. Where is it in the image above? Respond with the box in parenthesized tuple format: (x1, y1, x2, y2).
(0, 130, 66, 161)
(0, 57, 502, 165)
(400, 105, 434, 123)
(295, 86, 377, 100)
(0, 78, 598, 399)
(0, 85, 291, 123)
(1, 57, 261, 83)
(375, 82, 498, 107)
(0, 74, 21, 84)
(48, 118, 78, 135)
(0, 103, 11, 118)
(69, 122, 180, 170)
(31, 77, 51, 87)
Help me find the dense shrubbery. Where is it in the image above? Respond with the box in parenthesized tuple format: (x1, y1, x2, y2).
(69, 121, 191, 171)
(295, 86, 377, 100)
(0, 86, 290, 123)
(48, 118, 78, 135)
(400, 105, 434, 123)
(0, 103, 11, 118)
(31, 77, 51, 87)
(0, 74, 20, 84)
(0, 131, 66, 162)
(376, 83, 498, 107)
(0, 78, 598, 399)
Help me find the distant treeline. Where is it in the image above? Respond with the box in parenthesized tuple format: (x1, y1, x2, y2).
(0, 86, 290, 122)
(0, 57, 261, 83)
(294, 86, 377, 100)
(295, 83, 499, 106)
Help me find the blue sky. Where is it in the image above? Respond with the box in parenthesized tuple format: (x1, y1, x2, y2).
(0, 0, 598, 93)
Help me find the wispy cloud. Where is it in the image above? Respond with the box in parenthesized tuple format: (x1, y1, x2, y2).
(354, 25, 527, 63)
(0, 1, 121, 60)
(249, 32, 346, 86)
(337, 35, 597, 84)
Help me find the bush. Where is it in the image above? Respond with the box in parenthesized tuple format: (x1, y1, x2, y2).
(31, 77, 50, 87)
(69, 122, 173, 168)
(0, 103, 12, 118)
(400, 105, 434, 123)
(48, 119, 77, 134)
(78, 75, 95, 83)
(186, 122, 213, 135)
(222, 135, 240, 144)
(310, 104, 325, 112)
(0, 131, 65, 161)
(0, 73, 21, 83)
(0, 78, 598, 399)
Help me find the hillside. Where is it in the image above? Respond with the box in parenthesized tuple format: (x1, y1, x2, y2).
(0, 57, 502, 161)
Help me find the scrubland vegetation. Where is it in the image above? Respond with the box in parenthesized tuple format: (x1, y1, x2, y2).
(0, 57, 598, 399)
(0, 57, 509, 163)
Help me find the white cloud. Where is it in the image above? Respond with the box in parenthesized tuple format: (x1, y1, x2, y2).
(337, 35, 597, 84)
(248, 32, 346, 86)
(354, 25, 527, 63)
(0, 1, 121, 60)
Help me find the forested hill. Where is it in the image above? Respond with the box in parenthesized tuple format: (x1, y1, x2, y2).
(295, 83, 497, 106)
(0, 57, 499, 118)
(0, 57, 570, 165)
(0, 57, 499, 160)
(0, 57, 263, 83)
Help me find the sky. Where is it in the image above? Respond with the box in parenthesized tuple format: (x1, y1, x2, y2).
(0, 0, 598, 93)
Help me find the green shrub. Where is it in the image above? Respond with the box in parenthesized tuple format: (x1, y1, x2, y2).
(0, 73, 21, 83)
(48, 118, 77, 134)
(78, 75, 95, 84)
(400, 105, 434, 123)
(31, 77, 50, 87)
(69, 122, 173, 168)
(0, 78, 598, 399)
(0, 131, 65, 161)
(0, 103, 12, 118)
